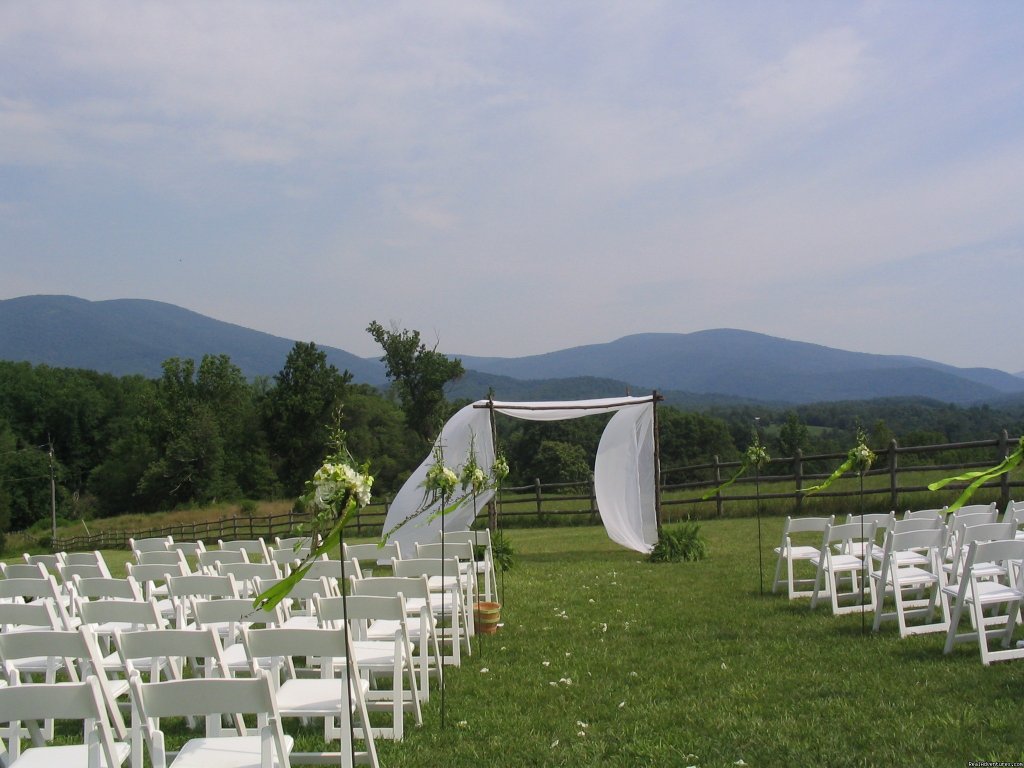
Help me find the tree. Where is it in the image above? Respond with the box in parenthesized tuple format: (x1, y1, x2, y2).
(265, 342, 352, 494)
(777, 411, 810, 463)
(366, 321, 465, 442)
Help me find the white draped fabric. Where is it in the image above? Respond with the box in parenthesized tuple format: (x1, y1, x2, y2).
(382, 396, 658, 555)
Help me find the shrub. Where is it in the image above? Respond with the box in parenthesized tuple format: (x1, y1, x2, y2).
(649, 522, 708, 563)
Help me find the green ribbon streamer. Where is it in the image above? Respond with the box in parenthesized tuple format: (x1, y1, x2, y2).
(253, 499, 356, 612)
(803, 456, 856, 496)
(700, 462, 749, 501)
(927, 437, 1024, 513)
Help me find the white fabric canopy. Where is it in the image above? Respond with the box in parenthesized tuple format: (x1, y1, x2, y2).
(383, 396, 659, 555)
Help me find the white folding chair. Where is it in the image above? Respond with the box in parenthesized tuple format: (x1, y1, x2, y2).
(942, 539, 1024, 665)
(902, 507, 946, 521)
(771, 516, 833, 599)
(198, 548, 250, 574)
(240, 626, 379, 768)
(315, 593, 423, 739)
(0, 676, 129, 768)
(0, 563, 48, 580)
(166, 574, 240, 629)
(22, 553, 65, 575)
(350, 576, 444, 698)
(253, 576, 335, 630)
(393, 557, 473, 651)
(437, 529, 496, 602)
(870, 527, 949, 637)
(0, 575, 77, 630)
(343, 541, 402, 575)
(1001, 499, 1024, 539)
(124, 562, 188, 623)
(216, 562, 282, 599)
(128, 670, 292, 768)
(190, 597, 288, 677)
(810, 522, 874, 616)
(0, 625, 128, 740)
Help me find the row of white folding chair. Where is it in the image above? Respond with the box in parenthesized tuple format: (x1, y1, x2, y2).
(0, 574, 78, 631)
(116, 624, 377, 767)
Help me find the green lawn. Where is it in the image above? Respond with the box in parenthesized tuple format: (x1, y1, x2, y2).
(26, 519, 1024, 766)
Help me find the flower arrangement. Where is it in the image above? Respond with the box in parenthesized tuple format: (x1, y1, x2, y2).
(254, 425, 373, 612)
(928, 435, 1024, 512)
(804, 426, 875, 495)
(700, 431, 771, 500)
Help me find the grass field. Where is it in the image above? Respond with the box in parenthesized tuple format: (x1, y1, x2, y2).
(18, 519, 1024, 767)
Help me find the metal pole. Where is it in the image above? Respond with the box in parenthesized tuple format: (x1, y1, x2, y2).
(48, 436, 57, 548)
(652, 390, 664, 537)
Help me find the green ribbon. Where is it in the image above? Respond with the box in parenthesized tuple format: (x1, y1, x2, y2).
(253, 498, 356, 612)
(803, 455, 857, 496)
(927, 436, 1024, 513)
(700, 463, 749, 500)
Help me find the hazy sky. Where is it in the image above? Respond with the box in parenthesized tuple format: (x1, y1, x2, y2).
(3, 2, 1023, 372)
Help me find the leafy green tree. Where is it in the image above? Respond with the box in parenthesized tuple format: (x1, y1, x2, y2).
(366, 321, 465, 442)
(777, 411, 810, 463)
(531, 440, 592, 491)
(265, 342, 352, 494)
(339, 384, 423, 494)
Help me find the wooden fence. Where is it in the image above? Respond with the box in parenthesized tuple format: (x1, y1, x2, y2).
(53, 431, 1023, 551)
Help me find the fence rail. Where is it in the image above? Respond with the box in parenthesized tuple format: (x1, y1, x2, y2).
(52, 432, 1023, 551)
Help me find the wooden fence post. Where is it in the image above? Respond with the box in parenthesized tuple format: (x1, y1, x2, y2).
(534, 478, 544, 523)
(794, 449, 803, 514)
(889, 438, 899, 510)
(712, 456, 723, 517)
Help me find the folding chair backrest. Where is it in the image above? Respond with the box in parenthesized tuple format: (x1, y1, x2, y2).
(351, 575, 431, 601)
(168, 540, 207, 559)
(415, 542, 475, 562)
(1002, 499, 1024, 528)
(966, 538, 1024, 572)
(60, 562, 109, 584)
(0, 575, 73, 628)
(392, 557, 464, 581)
(0, 676, 123, 768)
(275, 535, 316, 551)
(79, 597, 166, 630)
(129, 536, 172, 557)
(137, 550, 190, 567)
(891, 516, 945, 535)
(886, 526, 946, 557)
(168, 573, 240, 600)
(217, 562, 281, 596)
(1, 562, 47, 579)
(343, 541, 402, 565)
(903, 507, 946, 520)
(23, 553, 64, 573)
(302, 558, 360, 583)
(192, 596, 283, 628)
(242, 626, 348, 667)
(125, 562, 188, 595)
(218, 539, 271, 563)
(72, 576, 144, 609)
(254, 575, 334, 602)
(315, 594, 407, 624)
(132, 670, 280, 719)
(63, 550, 111, 571)
(824, 521, 873, 548)
(0, 599, 61, 632)
(116, 626, 232, 678)
(198, 549, 250, 572)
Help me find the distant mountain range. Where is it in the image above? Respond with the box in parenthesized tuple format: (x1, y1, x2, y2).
(2, 295, 1022, 406)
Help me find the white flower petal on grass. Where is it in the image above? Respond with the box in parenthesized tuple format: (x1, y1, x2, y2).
(721, 662, 728, 670)
(735, 760, 747, 766)
(577, 731, 586, 737)
(480, 667, 489, 674)
(542, 660, 550, 667)
(588, 598, 595, 603)
(576, 721, 588, 729)
(629, 671, 638, 677)
(549, 681, 559, 687)
(618, 701, 626, 709)
(456, 720, 468, 729)
(565, 652, 572, 657)
(550, 739, 559, 748)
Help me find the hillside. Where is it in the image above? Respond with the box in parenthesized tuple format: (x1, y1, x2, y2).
(2, 296, 1022, 405)
(0, 295, 387, 384)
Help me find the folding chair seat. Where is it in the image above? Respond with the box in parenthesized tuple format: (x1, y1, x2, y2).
(217, 539, 271, 565)
(870, 527, 949, 637)
(942, 539, 1024, 664)
(0, 625, 128, 741)
(810, 522, 875, 616)
(128, 670, 292, 768)
(350, 576, 444, 696)
(240, 626, 379, 768)
(392, 557, 473, 651)
(771, 516, 833, 599)
(0, 675, 128, 768)
(314, 593, 423, 739)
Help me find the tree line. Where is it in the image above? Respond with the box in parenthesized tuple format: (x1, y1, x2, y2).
(2, 322, 1022, 547)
